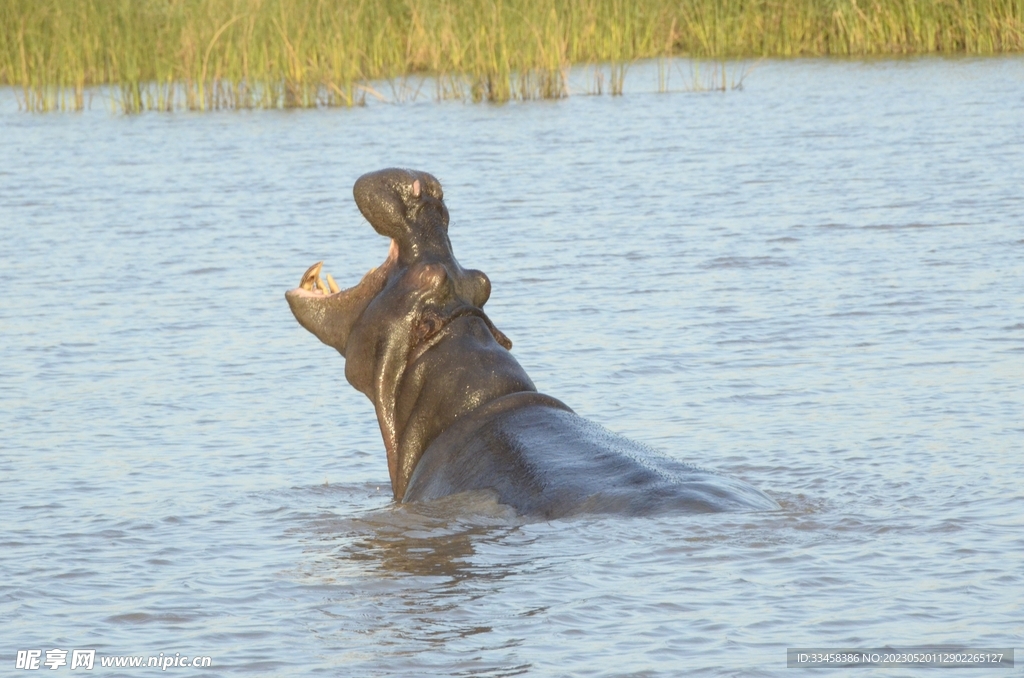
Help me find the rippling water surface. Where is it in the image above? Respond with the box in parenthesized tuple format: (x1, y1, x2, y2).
(2, 58, 1023, 676)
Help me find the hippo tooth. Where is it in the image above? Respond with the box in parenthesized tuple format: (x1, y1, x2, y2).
(300, 261, 324, 291)
(326, 273, 340, 294)
(316, 277, 329, 294)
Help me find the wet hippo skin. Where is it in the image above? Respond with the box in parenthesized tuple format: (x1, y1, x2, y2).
(285, 168, 778, 519)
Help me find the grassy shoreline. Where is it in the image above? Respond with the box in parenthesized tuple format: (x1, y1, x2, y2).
(3, 0, 1022, 111)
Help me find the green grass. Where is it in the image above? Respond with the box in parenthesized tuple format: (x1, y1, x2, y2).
(2, 0, 1022, 111)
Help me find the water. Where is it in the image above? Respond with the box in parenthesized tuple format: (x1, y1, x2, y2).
(2, 58, 1022, 676)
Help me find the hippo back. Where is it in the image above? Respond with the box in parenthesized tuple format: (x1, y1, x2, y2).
(403, 393, 778, 519)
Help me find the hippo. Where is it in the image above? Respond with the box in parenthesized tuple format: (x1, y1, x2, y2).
(285, 168, 777, 519)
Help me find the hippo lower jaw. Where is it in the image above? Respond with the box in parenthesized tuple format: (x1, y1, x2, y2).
(284, 240, 398, 357)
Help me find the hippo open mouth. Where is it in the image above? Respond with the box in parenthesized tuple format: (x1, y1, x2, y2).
(285, 168, 779, 517)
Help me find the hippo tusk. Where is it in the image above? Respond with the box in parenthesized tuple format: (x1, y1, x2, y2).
(299, 261, 323, 291)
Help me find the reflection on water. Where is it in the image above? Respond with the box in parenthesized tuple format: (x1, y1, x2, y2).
(293, 494, 541, 675)
(2, 57, 1023, 676)
(316, 492, 520, 580)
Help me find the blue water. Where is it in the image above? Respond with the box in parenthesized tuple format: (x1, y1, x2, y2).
(2, 57, 1023, 676)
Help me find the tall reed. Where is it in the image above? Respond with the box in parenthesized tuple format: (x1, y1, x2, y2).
(2, 0, 1022, 111)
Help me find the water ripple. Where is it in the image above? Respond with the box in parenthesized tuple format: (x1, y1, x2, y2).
(2, 57, 1023, 676)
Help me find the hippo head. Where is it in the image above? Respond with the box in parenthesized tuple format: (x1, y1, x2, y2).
(286, 169, 530, 499)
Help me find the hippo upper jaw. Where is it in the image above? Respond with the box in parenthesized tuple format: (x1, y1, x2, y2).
(353, 168, 452, 268)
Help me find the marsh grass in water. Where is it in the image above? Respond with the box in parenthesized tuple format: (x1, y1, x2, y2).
(2, 0, 1022, 111)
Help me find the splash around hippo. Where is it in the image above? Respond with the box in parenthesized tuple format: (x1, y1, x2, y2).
(285, 168, 777, 519)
